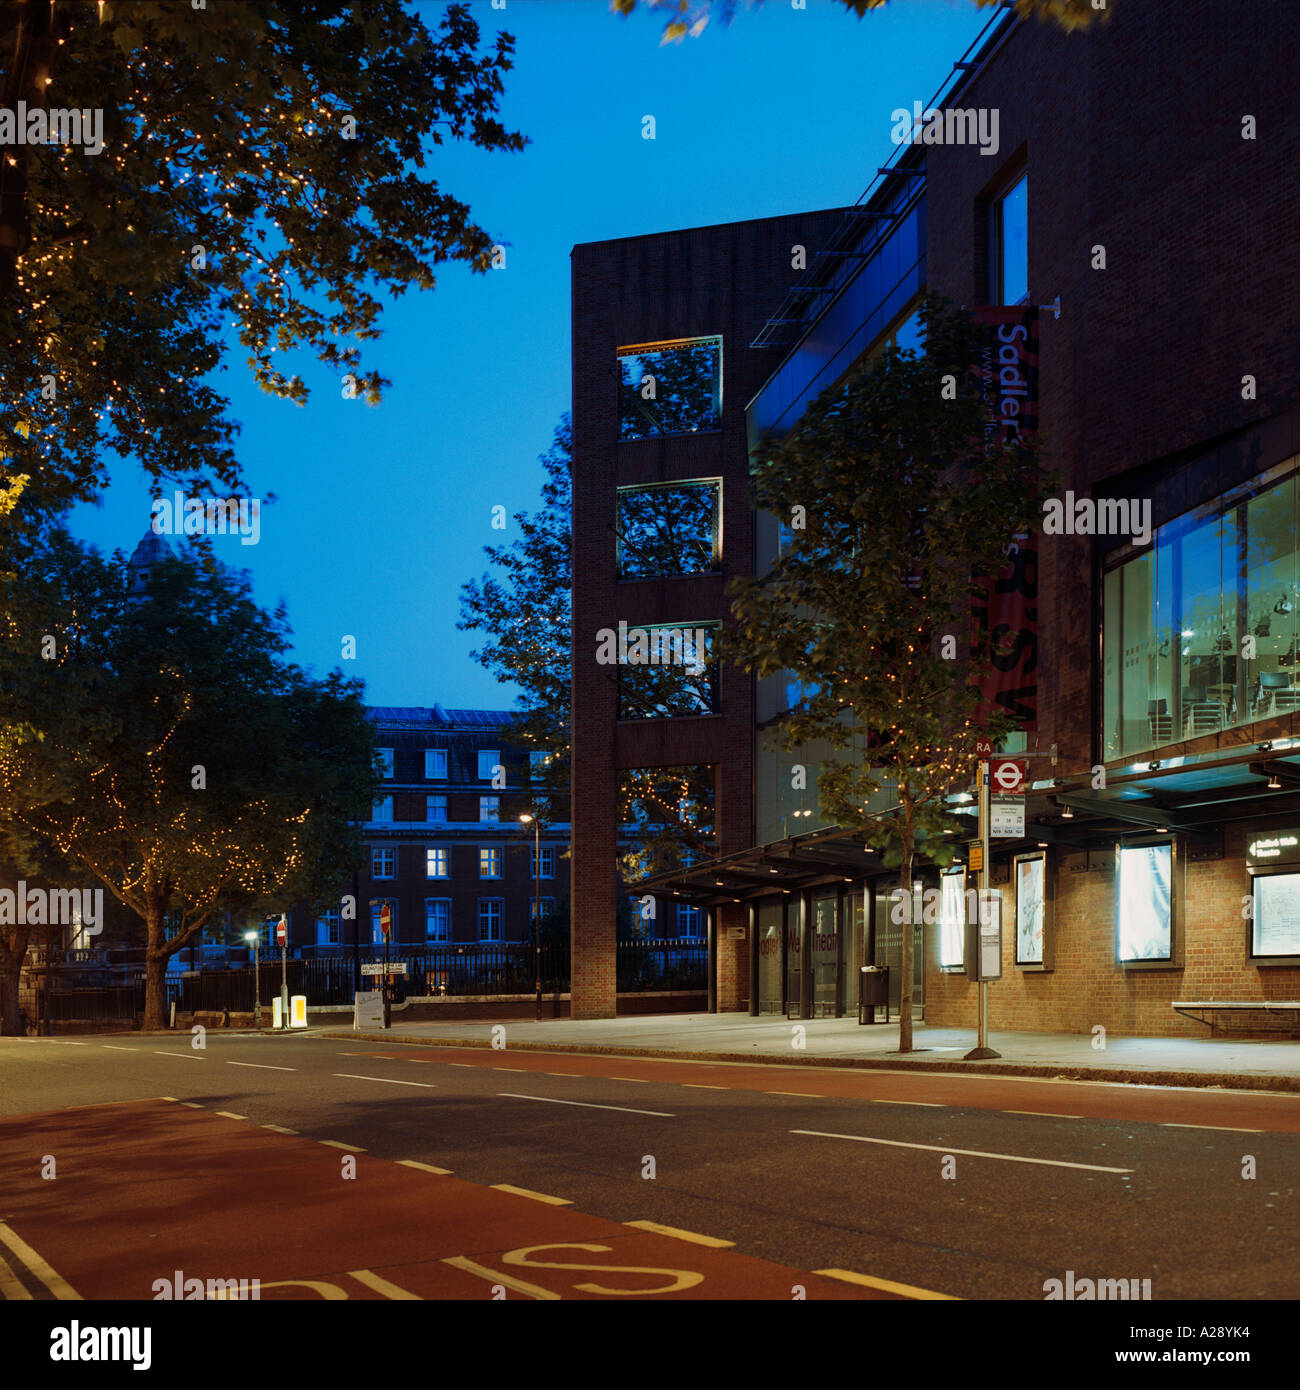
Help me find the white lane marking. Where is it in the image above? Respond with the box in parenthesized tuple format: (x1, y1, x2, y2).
(766, 1090, 825, 1098)
(609, 1077, 650, 1083)
(397, 1159, 453, 1175)
(792, 1130, 1134, 1173)
(262, 1125, 297, 1135)
(1004, 1110, 1084, 1119)
(447, 1063, 474, 1068)
(332, 1073, 436, 1088)
(493, 1067, 527, 1073)
(215, 1111, 247, 1120)
(1162, 1122, 1264, 1133)
(683, 1084, 728, 1090)
(180, 1102, 204, 1109)
(154, 1051, 202, 1060)
(873, 1099, 942, 1107)
(319, 1140, 365, 1151)
(624, 1220, 733, 1248)
(546, 1072, 581, 1078)
(498, 1093, 674, 1118)
(227, 1061, 297, 1072)
(101, 1045, 135, 1052)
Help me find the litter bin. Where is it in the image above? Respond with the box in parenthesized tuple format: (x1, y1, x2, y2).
(858, 965, 889, 1024)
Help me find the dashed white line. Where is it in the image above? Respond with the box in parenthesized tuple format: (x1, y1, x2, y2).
(215, 1111, 247, 1120)
(227, 1061, 297, 1072)
(1004, 1110, 1084, 1119)
(154, 1051, 202, 1060)
(101, 1045, 135, 1052)
(792, 1129, 1134, 1173)
(332, 1073, 436, 1088)
(498, 1093, 674, 1118)
(262, 1125, 297, 1135)
(397, 1159, 453, 1175)
(1162, 1122, 1263, 1133)
(873, 1099, 942, 1107)
(319, 1140, 365, 1152)
(766, 1090, 825, 1098)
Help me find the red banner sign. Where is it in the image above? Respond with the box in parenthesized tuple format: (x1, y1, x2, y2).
(972, 305, 1039, 733)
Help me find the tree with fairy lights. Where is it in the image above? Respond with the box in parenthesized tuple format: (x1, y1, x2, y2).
(0, 0, 526, 518)
(0, 526, 378, 1031)
(728, 298, 1052, 1052)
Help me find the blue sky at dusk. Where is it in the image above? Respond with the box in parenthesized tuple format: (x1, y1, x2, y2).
(68, 0, 989, 710)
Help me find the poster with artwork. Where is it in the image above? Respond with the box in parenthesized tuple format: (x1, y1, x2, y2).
(1015, 854, 1045, 964)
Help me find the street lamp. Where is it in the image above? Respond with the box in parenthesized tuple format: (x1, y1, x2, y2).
(520, 813, 541, 1021)
(243, 930, 261, 1031)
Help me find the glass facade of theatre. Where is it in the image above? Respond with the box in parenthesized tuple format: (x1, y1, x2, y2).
(1102, 457, 1300, 758)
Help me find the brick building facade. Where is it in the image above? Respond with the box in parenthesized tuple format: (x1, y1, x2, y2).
(571, 0, 1300, 1038)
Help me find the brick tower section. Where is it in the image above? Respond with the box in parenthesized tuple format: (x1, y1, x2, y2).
(570, 209, 845, 1019)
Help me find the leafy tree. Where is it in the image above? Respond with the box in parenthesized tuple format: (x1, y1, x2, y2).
(0, 527, 379, 1029)
(0, 0, 526, 518)
(458, 416, 715, 879)
(613, 0, 1112, 43)
(458, 415, 573, 827)
(728, 298, 1052, 1051)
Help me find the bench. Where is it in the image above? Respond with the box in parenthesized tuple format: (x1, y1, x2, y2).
(1173, 1000, 1300, 1037)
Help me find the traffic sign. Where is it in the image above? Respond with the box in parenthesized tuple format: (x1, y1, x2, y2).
(968, 842, 984, 873)
(991, 794, 1026, 837)
(275, 914, 287, 947)
(361, 961, 407, 977)
(990, 758, 1029, 794)
(380, 903, 392, 941)
(974, 739, 993, 758)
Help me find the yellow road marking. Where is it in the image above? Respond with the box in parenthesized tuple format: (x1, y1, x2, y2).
(215, 1111, 247, 1120)
(262, 1125, 297, 1134)
(873, 1099, 942, 1107)
(0, 1250, 33, 1300)
(319, 1140, 365, 1152)
(609, 1077, 650, 1083)
(624, 1220, 733, 1249)
(491, 1183, 572, 1206)
(180, 1101, 204, 1108)
(441, 1255, 561, 1300)
(682, 1083, 728, 1090)
(765, 1090, 824, 1098)
(814, 1267, 960, 1300)
(547, 1072, 581, 1077)
(349, 1268, 422, 1300)
(396, 1160, 454, 1175)
(0, 1222, 81, 1301)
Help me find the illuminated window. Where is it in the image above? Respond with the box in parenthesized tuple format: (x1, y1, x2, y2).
(426, 847, 449, 879)
(618, 337, 722, 440)
(479, 847, 502, 879)
(616, 480, 721, 579)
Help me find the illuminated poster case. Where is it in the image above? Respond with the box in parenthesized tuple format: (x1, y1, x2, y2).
(1115, 838, 1184, 969)
(1012, 851, 1053, 971)
(1245, 831, 1300, 964)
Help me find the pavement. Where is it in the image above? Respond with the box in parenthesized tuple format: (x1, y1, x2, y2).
(325, 1011, 1300, 1092)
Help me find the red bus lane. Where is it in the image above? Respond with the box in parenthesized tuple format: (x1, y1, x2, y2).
(0, 1100, 896, 1302)
(349, 1045, 1300, 1133)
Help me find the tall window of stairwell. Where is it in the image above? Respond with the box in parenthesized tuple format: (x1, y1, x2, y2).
(989, 171, 1028, 306)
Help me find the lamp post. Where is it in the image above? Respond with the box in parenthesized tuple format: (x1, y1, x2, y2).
(244, 930, 261, 1031)
(520, 813, 541, 1021)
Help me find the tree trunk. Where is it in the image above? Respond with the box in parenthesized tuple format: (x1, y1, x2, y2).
(898, 838, 915, 1053)
(0, 959, 22, 1036)
(143, 896, 169, 1029)
(0, 926, 31, 1036)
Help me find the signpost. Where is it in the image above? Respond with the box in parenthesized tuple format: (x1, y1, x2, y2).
(360, 961, 407, 977)
(380, 903, 392, 1028)
(965, 755, 1002, 1061)
(276, 913, 289, 1031)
